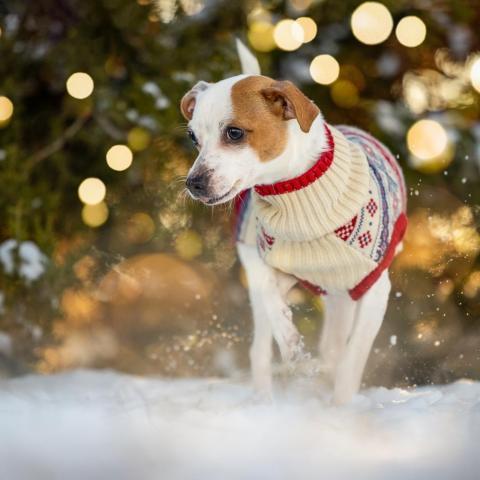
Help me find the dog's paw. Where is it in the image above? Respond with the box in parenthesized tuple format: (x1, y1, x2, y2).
(270, 302, 305, 364)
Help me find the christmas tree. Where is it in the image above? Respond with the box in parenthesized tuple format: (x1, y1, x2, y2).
(0, 0, 478, 385)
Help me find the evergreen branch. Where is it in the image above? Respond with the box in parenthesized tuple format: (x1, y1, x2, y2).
(25, 112, 92, 169)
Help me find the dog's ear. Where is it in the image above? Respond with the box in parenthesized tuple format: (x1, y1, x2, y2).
(180, 81, 211, 120)
(261, 81, 320, 133)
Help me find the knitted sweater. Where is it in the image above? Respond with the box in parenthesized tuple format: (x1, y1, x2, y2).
(234, 124, 407, 300)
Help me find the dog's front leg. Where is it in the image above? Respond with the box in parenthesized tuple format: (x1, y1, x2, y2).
(237, 243, 274, 397)
(237, 243, 301, 397)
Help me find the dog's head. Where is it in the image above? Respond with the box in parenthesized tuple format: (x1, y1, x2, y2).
(181, 74, 320, 204)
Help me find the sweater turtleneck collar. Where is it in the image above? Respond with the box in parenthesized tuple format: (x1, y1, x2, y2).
(254, 125, 335, 196)
(252, 124, 370, 242)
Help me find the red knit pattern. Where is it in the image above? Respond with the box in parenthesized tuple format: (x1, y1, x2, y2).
(349, 213, 408, 300)
(254, 125, 334, 197)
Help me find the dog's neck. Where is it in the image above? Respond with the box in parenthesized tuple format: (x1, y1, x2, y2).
(254, 114, 328, 186)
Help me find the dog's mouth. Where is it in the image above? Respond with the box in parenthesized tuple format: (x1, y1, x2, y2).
(200, 180, 242, 206)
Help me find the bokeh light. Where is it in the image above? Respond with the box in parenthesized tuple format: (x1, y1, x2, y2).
(407, 119, 449, 167)
(395, 16, 427, 48)
(106, 144, 133, 171)
(309, 55, 340, 85)
(248, 21, 276, 52)
(351, 2, 393, 45)
(127, 127, 151, 151)
(331, 80, 359, 108)
(82, 202, 109, 228)
(274, 19, 304, 51)
(289, 0, 312, 11)
(175, 229, 203, 260)
(296, 17, 317, 43)
(0, 96, 14, 122)
(66, 72, 94, 99)
(470, 57, 480, 93)
(78, 177, 106, 205)
(125, 212, 155, 244)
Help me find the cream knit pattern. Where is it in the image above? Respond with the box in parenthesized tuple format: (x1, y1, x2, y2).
(234, 124, 407, 300)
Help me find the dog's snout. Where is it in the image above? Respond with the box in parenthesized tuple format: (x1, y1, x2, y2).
(186, 171, 210, 197)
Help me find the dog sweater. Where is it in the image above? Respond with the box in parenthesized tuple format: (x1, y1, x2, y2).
(234, 124, 407, 300)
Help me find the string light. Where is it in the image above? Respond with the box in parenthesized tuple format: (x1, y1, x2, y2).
(274, 19, 304, 51)
(309, 55, 340, 85)
(470, 57, 480, 93)
(0, 96, 14, 122)
(66, 72, 94, 99)
(106, 145, 133, 171)
(296, 17, 317, 43)
(82, 202, 109, 228)
(351, 2, 393, 45)
(395, 16, 427, 48)
(78, 177, 106, 205)
(407, 119, 448, 161)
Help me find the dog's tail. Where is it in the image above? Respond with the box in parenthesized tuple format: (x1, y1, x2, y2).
(235, 38, 261, 76)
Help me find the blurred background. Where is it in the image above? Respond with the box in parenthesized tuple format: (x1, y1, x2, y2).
(0, 0, 479, 388)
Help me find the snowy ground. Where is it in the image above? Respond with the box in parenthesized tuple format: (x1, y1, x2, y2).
(0, 370, 479, 480)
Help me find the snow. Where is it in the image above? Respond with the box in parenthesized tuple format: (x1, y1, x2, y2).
(0, 370, 479, 480)
(0, 239, 47, 282)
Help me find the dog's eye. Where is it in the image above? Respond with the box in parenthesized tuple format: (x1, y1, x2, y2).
(187, 129, 199, 147)
(225, 126, 245, 142)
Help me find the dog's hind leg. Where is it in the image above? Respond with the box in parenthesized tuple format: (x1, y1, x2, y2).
(333, 270, 391, 405)
(319, 292, 357, 382)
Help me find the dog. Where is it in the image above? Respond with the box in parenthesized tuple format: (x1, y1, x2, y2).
(180, 41, 407, 404)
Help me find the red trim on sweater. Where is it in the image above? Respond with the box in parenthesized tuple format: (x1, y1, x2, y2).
(298, 279, 327, 296)
(254, 125, 334, 197)
(349, 213, 408, 300)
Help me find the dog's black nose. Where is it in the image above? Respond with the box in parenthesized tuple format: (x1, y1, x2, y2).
(186, 172, 209, 197)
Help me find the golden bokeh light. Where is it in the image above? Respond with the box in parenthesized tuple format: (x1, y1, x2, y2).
(126, 212, 155, 244)
(296, 17, 317, 43)
(331, 80, 359, 108)
(289, 0, 312, 11)
(470, 57, 480, 93)
(247, 5, 271, 24)
(351, 2, 393, 45)
(273, 19, 304, 51)
(106, 144, 133, 171)
(66, 72, 94, 99)
(127, 127, 151, 152)
(78, 177, 106, 205)
(407, 119, 448, 160)
(175, 229, 203, 260)
(82, 202, 109, 228)
(395, 16, 427, 48)
(248, 21, 276, 52)
(0, 96, 14, 122)
(310, 55, 340, 85)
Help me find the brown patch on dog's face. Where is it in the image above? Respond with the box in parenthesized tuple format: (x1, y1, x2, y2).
(230, 76, 288, 162)
(230, 76, 319, 162)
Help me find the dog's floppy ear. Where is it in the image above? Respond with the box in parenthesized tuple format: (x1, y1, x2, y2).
(180, 81, 211, 120)
(261, 80, 320, 133)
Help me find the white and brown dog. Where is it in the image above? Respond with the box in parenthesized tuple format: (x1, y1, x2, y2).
(181, 41, 407, 404)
